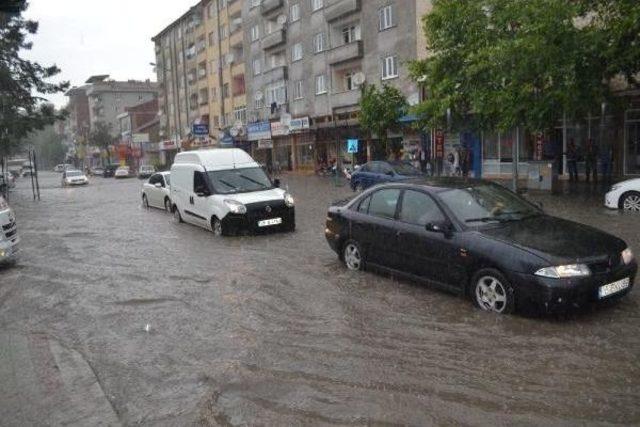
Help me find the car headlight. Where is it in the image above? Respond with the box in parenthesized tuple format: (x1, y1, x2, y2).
(609, 185, 620, 192)
(622, 248, 634, 265)
(284, 192, 295, 207)
(224, 199, 247, 214)
(535, 264, 591, 278)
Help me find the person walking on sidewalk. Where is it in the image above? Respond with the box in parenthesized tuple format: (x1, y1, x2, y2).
(585, 139, 599, 183)
(566, 140, 578, 182)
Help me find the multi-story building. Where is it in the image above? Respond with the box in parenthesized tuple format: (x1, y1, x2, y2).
(243, 0, 430, 172)
(117, 98, 160, 168)
(153, 0, 247, 164)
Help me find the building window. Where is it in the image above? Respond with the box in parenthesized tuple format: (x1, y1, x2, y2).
(268, 51, 285, 68)
(250, 24, 260, 42)
(219, 25, 228, 40)
(381, 55, 398, 80)
(315, 74, 327, 95)
(292, 42, 303, 62)
(266, 81, 287, 105)
(379, 5, 394, 31)
(232, 74, 245, 96)
(290, 3, 300, 22)
(342, 24, 361, 44)
(293, 80, 304, 99)
(313, 32, 326, 53)
(222, 83, 229, 98)
(311, 0, 323, 12)
(253, 58, 261, 75)
(208, 31, 215, 46)
(344, 71, 355, 91)
(250, 0, 261, 8)
(234, 106, 247, 124)
(255, 97, 264, 109)
(208, 3, 216, 18)
(218, 0, 227, 11)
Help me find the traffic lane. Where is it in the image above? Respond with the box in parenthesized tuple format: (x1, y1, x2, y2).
(1, 172, 639, 425)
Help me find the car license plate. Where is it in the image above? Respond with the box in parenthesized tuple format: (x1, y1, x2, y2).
(258, 217, 282, 227)
(598, 277, 630, 299)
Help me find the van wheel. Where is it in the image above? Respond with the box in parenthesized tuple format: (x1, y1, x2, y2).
(212, 217, 224, 236)
(173, 206, 183, 223)
(164, 197, 171, 212)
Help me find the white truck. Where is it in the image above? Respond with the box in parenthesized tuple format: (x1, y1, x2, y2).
(0, 195, 19, 265)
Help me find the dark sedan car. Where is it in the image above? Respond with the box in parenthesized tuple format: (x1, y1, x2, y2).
(350, 161, 422, 192)
(325, 178, 637, 314)
(103, 164, 119, 178)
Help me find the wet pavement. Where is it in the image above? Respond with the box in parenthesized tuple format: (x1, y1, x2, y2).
(0, 172, 639, 426)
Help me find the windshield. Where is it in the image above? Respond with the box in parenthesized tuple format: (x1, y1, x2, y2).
(390, 162, 422, 176)
(66, 171, 82, 177)
(438, 184, 540, 225)
(207, 167, 272, 194)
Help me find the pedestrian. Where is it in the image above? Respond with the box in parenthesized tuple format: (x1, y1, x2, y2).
(419, 146, 428, 173)
(566, 140, 578, 182)
(600, 143, 613, 185)
(584, 139, 599, 183)
(459, 146, 470, 178)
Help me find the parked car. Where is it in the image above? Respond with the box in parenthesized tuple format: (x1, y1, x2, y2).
(61, 169, 89, 186)
(54, 163, 72, 173)
(91, 167, 105, 176)
(103, 164, 119, 178)
(170, 148, 295, 236)
(138, 165, 156, 179)
(605, 178, 640, 211)
(350, 161, 423, 192)
(325, 178, 637, 314)
(114, 166, 131, 179)
(142, 172, 171, 211)
(21, 165, 35, 177)
(0, 195, 19, 265)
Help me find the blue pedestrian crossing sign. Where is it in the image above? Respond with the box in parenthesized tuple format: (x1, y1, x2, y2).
(347, 139, 359, 154)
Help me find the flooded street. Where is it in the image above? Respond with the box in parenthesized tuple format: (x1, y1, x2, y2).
(1, 172, 639, 425)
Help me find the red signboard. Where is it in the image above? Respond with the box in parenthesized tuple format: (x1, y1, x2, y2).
(435, 129, 445, 159)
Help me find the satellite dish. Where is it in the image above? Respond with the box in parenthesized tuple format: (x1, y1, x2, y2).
(234, 120, 243, 129)
(353, 72, 366, 86)
(217, 131, 225, 140)
(276, 14, 288, 25)
(230, 127, 239, 137)
(254, 90, 263, 101)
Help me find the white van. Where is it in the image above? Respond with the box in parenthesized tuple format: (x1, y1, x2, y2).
(170, 148, 295, 236)
(0, 195, 19, 265)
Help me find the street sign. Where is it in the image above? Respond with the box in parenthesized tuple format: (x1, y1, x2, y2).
(192, 123, 209, 136)
(347, 139, 359, 154)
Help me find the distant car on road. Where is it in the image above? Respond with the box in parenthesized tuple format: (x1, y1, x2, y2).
(605, 178, 640, 212)
(61, 170, 88, 186)
(138, 165, 156, 179)
(350, 161, 423, 192)
(54, 163, 73, 173)
(325, 178, 637, 315)
(0, 195, 19, 265)
(21, 164, 35, 177)
(142, 172, 171, 211)
(115, 166, 131, 179)
(91, 167, 105, 176)
(103, 164, 119, 178)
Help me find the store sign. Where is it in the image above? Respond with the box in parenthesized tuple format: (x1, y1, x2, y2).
(435, 129, 445, 159)
(132, 133, 149, 144)
(257, 139, 273, 149)
(347, 139, 359, 154)
(289, 117, 310, 132)
(247, 121, 272, 141)
(270, 121, 290, 137)
(161, 140, 177, 150)
(192, 123, 209, 136)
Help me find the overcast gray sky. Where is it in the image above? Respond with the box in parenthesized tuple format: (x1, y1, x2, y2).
(23, 0, 197, 107)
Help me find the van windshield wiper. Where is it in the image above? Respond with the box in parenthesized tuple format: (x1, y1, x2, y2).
(237, 174, 268, 188)
(217, 179, 238, 190)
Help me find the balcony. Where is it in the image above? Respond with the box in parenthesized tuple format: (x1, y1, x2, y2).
(331, 90, 360, 109)
(229, 29, 243, 47)
(325, 0, 361, 22)
(262, 29, 286, 50)
(261, 0, 283, 15)
(262, 66, 288, 85)
(327, 41, 363, 65)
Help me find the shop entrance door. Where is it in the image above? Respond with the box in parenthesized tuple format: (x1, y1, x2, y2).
(625, 110, 640, 175)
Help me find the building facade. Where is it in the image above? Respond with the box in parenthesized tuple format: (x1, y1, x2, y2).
(153, 0, 247, 165)
(243, 0, 430, 172)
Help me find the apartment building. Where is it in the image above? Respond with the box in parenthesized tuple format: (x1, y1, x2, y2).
(153, 0, 247, 162)
(243, 0, 430, 172)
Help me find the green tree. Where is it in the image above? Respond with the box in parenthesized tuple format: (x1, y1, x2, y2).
(408, 0, 626, 134)
(88, 121, 115, 166)
(0, 0, 69, 155)
(358, 83, 407, 159)
(22, 125, 67, 168)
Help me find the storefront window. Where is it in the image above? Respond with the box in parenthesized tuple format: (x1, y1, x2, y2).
(296, 142, 315, 171)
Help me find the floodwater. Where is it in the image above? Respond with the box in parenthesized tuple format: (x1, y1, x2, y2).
(0, 172, 639, 425)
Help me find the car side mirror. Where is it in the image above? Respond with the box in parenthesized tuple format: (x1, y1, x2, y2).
(154, 183, 162, 188)
(426, 221, 452, 237)
(273, 178, 281, 188)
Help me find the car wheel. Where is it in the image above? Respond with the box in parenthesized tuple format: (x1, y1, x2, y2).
(621, 191, 640, 212)
(142, 194, 149, 209)
(164, 198, 171, 212)
(212, 217, 224, 237)
(342, 240, 364, 271)
(471, 269, 515, 314)
(173, 206, 183, 223)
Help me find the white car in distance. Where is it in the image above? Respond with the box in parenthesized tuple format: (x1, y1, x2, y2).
(142, 172, 171, 211)
(62, 170, 89, 186)
(605, 178, 640, 211)
(115, 166, 131, 179)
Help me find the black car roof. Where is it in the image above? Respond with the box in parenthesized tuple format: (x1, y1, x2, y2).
(392, 177, 492, 192)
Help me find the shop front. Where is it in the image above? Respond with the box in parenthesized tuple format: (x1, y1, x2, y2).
(624, 108, 640, 175)
(247, 121, 272, 170)
(159, 139, 178, 167)
(271, 121, 293, 172)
